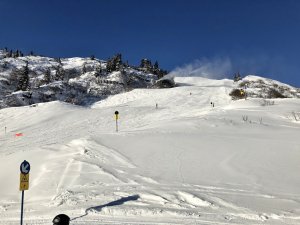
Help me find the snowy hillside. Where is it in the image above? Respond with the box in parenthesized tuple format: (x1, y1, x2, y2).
(0, 51, 161, 109)
(237, 75, 300, 99)
(0, 76, 300, 224)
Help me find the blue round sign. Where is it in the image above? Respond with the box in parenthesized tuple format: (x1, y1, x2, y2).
(20, 160, 30, 174)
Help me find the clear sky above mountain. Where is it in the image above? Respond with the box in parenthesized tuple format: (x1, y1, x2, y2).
(1, 0, 300, 86)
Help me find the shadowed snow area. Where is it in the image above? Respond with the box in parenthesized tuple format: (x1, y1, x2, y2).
(0, 77, 300, 224)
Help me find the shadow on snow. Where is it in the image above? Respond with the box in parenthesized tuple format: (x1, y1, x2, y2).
(71, 195, 140, 221)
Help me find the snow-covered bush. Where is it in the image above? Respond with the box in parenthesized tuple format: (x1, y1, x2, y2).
(229, 89, 245, 100)
(267, 88, 286, 98)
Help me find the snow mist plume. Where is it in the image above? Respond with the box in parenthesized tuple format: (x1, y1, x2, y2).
(168, 57, 232, 79)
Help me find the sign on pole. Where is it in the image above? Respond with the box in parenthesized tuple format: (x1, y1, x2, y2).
(19, 174, 29, 191)
(20, 160, 30, 174)
(19, 160, 30, 225)
(115, 111, 119, 120)
(115, 111, 119, 132)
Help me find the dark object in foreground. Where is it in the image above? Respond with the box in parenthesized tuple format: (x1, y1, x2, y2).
(53, 214, 70, 225)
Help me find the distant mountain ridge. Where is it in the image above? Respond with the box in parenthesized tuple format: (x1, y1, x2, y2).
(0, 49, 299, 109)
(0, 49, 169, 108)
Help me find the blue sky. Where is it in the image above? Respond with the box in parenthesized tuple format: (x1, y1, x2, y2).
(1, 0, 300, 86)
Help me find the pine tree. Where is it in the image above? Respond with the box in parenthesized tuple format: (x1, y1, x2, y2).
(95, 64, 102, 77)
(54, 66, 65, 81)
(82, 63, 87, 74)
(115, 53, 122, 70)
(17, 63, 30, 91)
(140, 58, 152, 71)
(44, 68, 51, 84)
(233, 72, 241, 82)
(106, 53, 122, 72)
(55, 57, 62, 65)
(237, 72, 241, 81)
(106, 58, 112, 72)
(153, 61, 159, 75)
(153, 61, 159, 70)
(8, 50, 12, 58)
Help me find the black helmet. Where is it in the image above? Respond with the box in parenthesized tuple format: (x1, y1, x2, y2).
(52, 214, 70, 225)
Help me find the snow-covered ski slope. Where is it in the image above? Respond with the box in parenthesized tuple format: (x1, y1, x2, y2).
(0, 76, 300, 224)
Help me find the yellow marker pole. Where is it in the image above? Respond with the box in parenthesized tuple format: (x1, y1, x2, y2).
(115, 111, 119, 132)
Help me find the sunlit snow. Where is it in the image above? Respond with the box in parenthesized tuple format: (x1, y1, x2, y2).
(0, 77, 299, 224)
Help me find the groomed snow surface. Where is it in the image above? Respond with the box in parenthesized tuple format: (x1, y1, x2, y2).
(0, 77, 300, 224)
